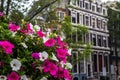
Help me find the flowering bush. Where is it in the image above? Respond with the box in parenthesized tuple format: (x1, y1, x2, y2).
(0, 12, 72, 80)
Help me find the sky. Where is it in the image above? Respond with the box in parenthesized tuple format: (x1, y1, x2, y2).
(102, 0, 119, 2)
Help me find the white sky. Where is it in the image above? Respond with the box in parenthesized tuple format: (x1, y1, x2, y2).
(101, 0, 119, 2)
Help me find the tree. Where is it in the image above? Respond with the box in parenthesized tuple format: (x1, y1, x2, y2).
(107, 2, 120, 75)
(0, 0, 61, 22)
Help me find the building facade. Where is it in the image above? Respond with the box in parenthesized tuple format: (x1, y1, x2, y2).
(55, 0, 110, 80)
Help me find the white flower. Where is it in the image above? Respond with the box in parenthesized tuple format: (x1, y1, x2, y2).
(36, 66, 43, 71)
(30, 23, 34, 30)
(46, 28, 51, 37)
(43, 37, 49, 43)
(0, 75, 7, 80)
(39, 51, 48, 61)
(21, 75, 28, 80)
(21, 43, 28, 48)
(33, 25, 40, 31)
(40, 77, 47, 80)
(60, 61, 65, 68)
(51, 53, 59, 62)
(12, 32, 17, 37)
(60, 32, 66, 40)
(10, 59, 21, 71)
(65, 63, 72, 69)
(68, 48, 72, 56)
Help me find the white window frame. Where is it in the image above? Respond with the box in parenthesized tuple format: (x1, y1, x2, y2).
(71, 11, 77, 24)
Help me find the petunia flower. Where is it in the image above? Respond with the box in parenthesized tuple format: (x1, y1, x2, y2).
(39, 51, 48, 61)
(31, 52, 40, 59)
(7, 71, 20, 80)
(33, 25, 40, 31)
(8, 22, 20, 32)
(21, 75, 28, 80)
(42, 59, 52, 73)
(0, 12, 4, 17)
(51, 53, 59, 62)
(37, 30, 46, 38)
(56, 48, 67, 62)
(49, 63, 58, 76)
(20, 23, 34, 35)
(65, 63, 72, 69)
(64, 69, 72, 80)
(0, 75, 7, 80)
(0, 40, 15, 54)
(10, 59, 21, 71)
(44, 38, 56, 47)
(0, 61, 2, 67)
(40, 77, 47, 80)
(67, 48, 72, 56)
(21, 42, 28, 48)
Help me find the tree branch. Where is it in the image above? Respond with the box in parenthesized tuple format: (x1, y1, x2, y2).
(0, 0, 4, 12)
(27, 0, 58, 21)
(6, 0, 11, 15)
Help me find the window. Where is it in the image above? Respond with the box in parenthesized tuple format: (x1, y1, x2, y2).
(97, 35, 102, 46)
(99, 55, 103, 72)
(71, 31, 77, 42)
(72, 53, 78, 73)
(97, 7, 101, 13)
(102, 21, 106, 30)
(92, 5, 95, 11)
(93, 54, 97, 72)
(71, 12, 77, 23)
(91, 34, 96, 46)
(92, 18, 95, 28)
(103, 9, 106, 15)
(85, 33, 89, 43)
(71, 0, 76, 5)
(85, 16, 89, 26)
(97, 19, 101, 29)
(88, 64, 91, 76)
(103, 36, 107, 47)
(79, 1, 83, 8)
(56, 11, 65, 21)
(104, 55, 108, 72)
(93, 34, 96, 46)
(85, 3, 89, 9)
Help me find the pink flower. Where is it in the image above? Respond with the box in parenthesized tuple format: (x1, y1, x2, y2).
(0, 12, 3, 17)
(7, 71, 20, 80)
(20, 23, 33, 34)
(42, 59, 52, 73)
(37, 30, 45, 38)
(56, 48, 67, 62)
(8, 22, 20, 32)
(64, 69, 72, 80)
(0, 61, 2, 67)
(31, 52, 40, 59)
(0, 40, 15, 54)
(57, 36, 68, 49)
(42, 60, 58, 76)
(44, 38, 56, 47)
(58, 67, 64, 78)
(49, 63, 58, 76)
